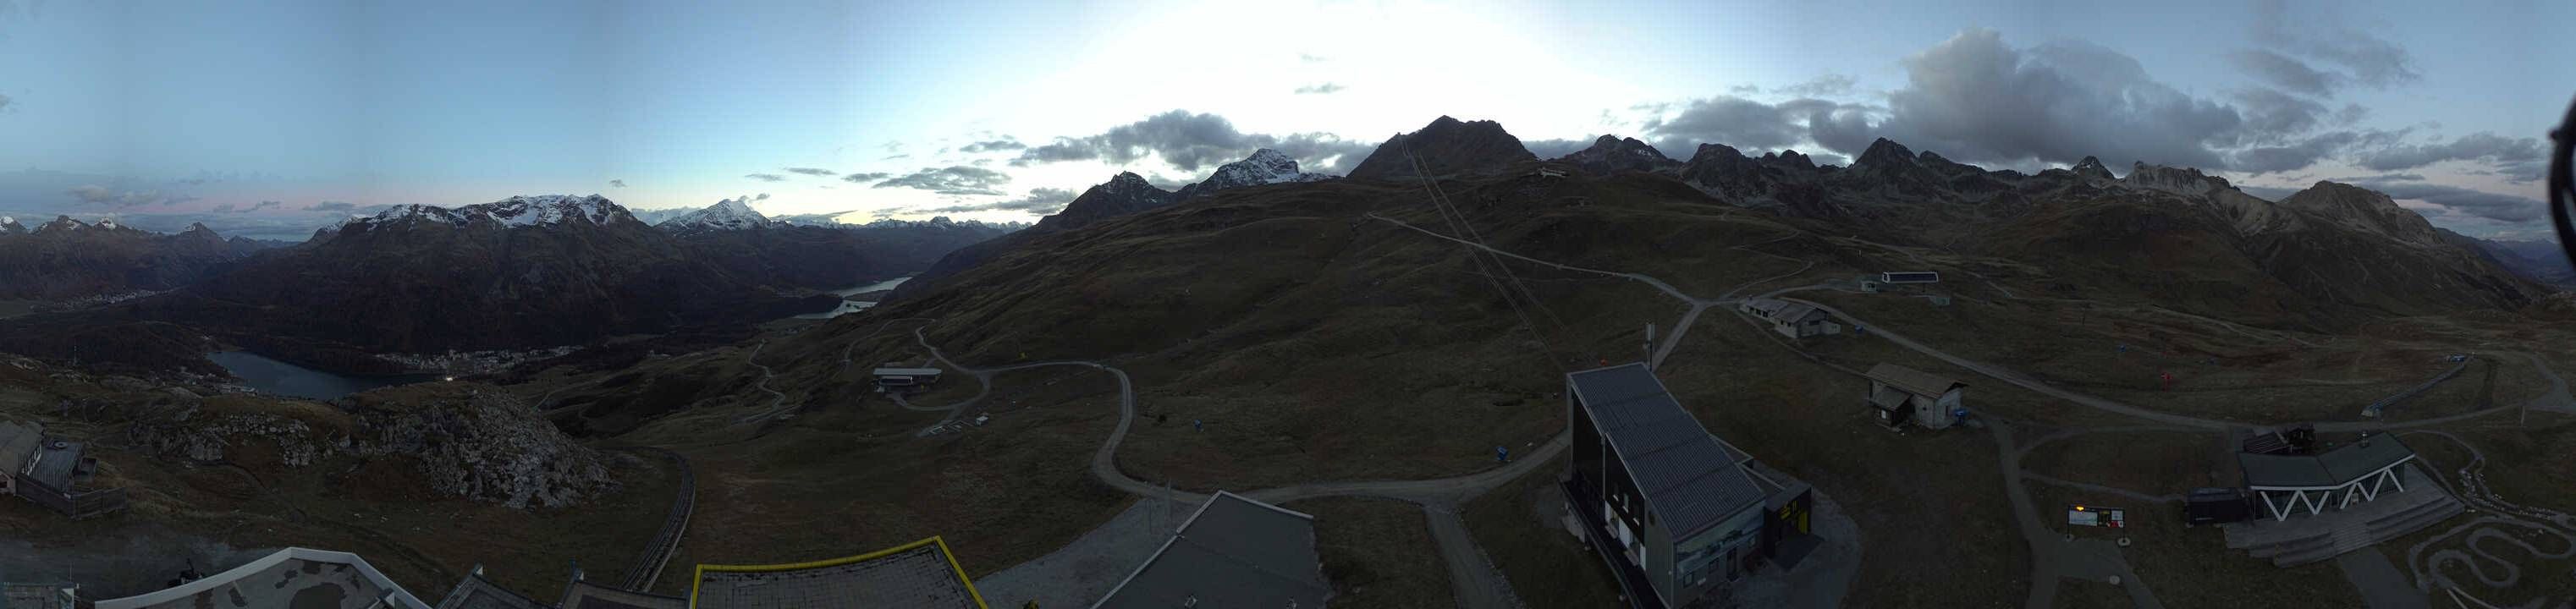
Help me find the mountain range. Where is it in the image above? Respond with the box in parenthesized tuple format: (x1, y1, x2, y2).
(0, 217, 274, 299)
(652, 197, 1012, 290)
(0, 195, 1004, 375)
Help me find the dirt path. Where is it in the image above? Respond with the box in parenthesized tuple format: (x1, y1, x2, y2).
(2400, 431, 2576, 606)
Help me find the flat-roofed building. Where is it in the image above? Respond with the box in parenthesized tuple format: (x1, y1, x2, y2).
(95, 548, 433, 609)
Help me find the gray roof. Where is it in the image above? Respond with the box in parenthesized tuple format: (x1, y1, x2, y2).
(2240, 436, 2417, 489)
(1866, 363, 1964, 398)
(0, 420, 41, 475)
(25, 440, 80, 490)
(1773, 302, 1829, 324)
(435, 573, 550, 609)
(1868, 386, 1911, 409)
(1567, 363, 1766, 539)
(557, 581, 686, 609)
(1741, 299, 1790, 315)
(1094, 491, 1330, 609)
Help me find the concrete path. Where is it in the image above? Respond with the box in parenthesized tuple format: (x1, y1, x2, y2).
(2337, 551, 2434, 609)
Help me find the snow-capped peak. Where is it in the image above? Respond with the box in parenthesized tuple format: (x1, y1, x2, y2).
(1173, 149, 1335, 201)
(656, 197, 774, 233)
(36, 216, 85, 233)
(1210, 148, 1313, 186)
(350, 195, 636, 230)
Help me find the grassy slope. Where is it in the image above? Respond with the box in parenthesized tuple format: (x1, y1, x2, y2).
(1289, 497, 1456, 608)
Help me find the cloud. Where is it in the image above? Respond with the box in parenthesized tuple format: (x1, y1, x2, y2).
(1726, 84, 1760, 95)
(66, 184, 111, 204)
(1773, 74, 1856, 97)
(1011, 109, 1376, 173)
(66, 184, 182, 207)
(1876, 30, 2247, 169)
(784, 167, 836, 177)
(1298, 52, 1328, 63)
(608, 179, 627, 188)
(918, 187, 1077, 216)
(1294, 82, 1346, 95)
(2228, 130, 2360, 174)
(2229, 87, 2331, 145)
(872, 166, 1012, 195)
(0, 93, 11, 111)
(842, 172, 891, 183)
(1640, 96, 1840, 153)
(882, 154, 911, 161)
(304, 200, 355, 211)
(212, 200, 283, 213)
(2344, 175, 2547, 222)
(2248, 0, 2419, 89)
(2353, 132, 2544, 179)
(2226, 49, 2339, 96)
(959, 138, 1026, 153)
(756, 193, 770, 200)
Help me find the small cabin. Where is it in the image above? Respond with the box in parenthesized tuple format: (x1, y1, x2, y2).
(871, 367, 943, 389)
(1737, 299, 1841, 339)
(1863, 363, 1967, 431)
(1880, 271, 1940, 284)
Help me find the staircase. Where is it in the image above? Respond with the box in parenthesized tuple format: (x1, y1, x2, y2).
(2224, 464, 2465, 567)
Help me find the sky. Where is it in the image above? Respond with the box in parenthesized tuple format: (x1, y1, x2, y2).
(1, 0, 2569, 240)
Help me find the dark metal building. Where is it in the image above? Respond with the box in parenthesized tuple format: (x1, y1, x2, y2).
(1564, 363, 1783, 608)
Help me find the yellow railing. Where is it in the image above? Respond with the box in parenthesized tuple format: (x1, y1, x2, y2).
(688, 536, 988, 609)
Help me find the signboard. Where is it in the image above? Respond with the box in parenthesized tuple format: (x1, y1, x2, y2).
(2066, 505, 2127, 528)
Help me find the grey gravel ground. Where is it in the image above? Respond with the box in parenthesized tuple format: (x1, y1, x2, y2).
(973, 497, 1189, 606)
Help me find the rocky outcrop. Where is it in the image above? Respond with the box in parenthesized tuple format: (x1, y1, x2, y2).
(343, 388, 613, 508)
(133, 385, 614, 509)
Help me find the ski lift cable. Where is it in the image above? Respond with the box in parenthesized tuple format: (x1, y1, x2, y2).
(1401, 145, 1570, 372)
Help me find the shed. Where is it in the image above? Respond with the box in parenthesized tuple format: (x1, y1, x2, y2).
(1863, 363, 1966, 430)
(1737, 299, 1841, 339)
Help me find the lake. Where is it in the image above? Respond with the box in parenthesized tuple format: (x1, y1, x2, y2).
(832, 276, 914, 297)
(799, 276, 912, 320)
(205, 351, 440, 400)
